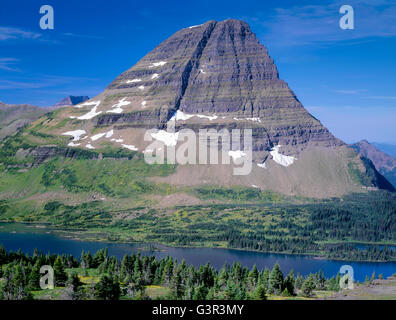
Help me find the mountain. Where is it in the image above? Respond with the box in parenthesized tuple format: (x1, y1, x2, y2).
(349, 140, 396, 189)
(372, 142, 396, 159)
(0, 19, 393, 200)
(0, 102, 48, 141)
(53, 96, 89, 108)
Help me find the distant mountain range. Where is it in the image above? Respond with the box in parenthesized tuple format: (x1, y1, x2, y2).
(349, 140, 396, 189)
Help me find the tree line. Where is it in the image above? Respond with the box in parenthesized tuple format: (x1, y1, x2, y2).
(0, 245, 346, 300)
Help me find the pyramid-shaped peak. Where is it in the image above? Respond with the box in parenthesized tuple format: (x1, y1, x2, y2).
(93, 19, 342, 154)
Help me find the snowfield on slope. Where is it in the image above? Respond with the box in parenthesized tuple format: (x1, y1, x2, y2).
(107, 98, 131, 114)
(76, 101, 102, 120)
(270, 145, 296, 167)
(62, 130, 86, 141)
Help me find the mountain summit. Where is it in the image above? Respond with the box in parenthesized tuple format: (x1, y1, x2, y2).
(4, 19, 393, 197)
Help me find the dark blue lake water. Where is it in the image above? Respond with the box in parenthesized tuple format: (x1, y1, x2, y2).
(1, 223, 395, 282)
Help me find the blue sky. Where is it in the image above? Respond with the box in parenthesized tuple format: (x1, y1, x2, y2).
(0, 0, 395, 143)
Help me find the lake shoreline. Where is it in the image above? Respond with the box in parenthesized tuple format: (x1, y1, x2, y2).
(1, 221, 396, 264)
(2, 221, 396, 282)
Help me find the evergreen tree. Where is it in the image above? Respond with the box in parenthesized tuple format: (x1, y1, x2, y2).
(268, 264, 283, 295)
(253, 284, 267, 300)
(192, 283, 208, 300)
(224, 279, 239, 300)
(28, 261, 41, 290)
(169, 266, 184, 299)
(283, 270, 295, 296)
(301, 275, 316, 297)
(53, 256, 67, 286)
(95, 274, 120, 300)
(295, 273, 304, 291)
(248, 264, 259, 287)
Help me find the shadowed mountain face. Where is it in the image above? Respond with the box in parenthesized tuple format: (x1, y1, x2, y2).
(0, 102, 48, 141)
(350, 140, 396, 189)
(1, 19, 393, 197)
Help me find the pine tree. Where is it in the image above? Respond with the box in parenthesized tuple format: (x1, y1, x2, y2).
(301, 274, 315, 297)
(169, 266, 184, 299)
(283, 270, 295, 296)
(225, 279, 238, 300)
(254, 284, 267, 300)
(248, 264, 259, 287)
(53, 256, 67, 286)
(95, 274, 120, 300)
(259, 268, 270, 290)
(192, 283, 207, 300)
(28, 261, 41, 290)
(295, 273, 304, 290)
(268, 264, 283, 295)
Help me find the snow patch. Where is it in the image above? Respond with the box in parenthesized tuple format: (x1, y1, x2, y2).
(121, 144, 138, 151)
(126, 79, 142, 83)
(170, 110, 194, 121)
(151, 130, 179, 147)
(111, 138, 124, 143)
(76, 101, 102, 120)
(199, 69, 206, 74)
(247, 117, 261, 123)
(74, 100, 100, 109)
(251, 185, 260, 189)
(91, 133, 106, 141)
(233, 117, 261, 123)
(188, 24, 203, 29)
(138, 85, 145, 90)
(270, 145, 295, 167)
(151, 73, 159, 79)
(170, 110, 217, 122)
(141, 101, 147, 107)
(106, 98, 131, 114)
(68, 142, 80, 147)
(196, 114, 218, 121)
(62, 130, 86, 141)
(105, 130, 114, 138)
(86, 143, 95, 150)
(149, 61, 167, 68)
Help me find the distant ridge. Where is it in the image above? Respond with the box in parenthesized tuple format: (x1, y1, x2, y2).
(349, 140, 396, 189)
(54, 96, 89, 108)
(0, 102, 47, 141)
